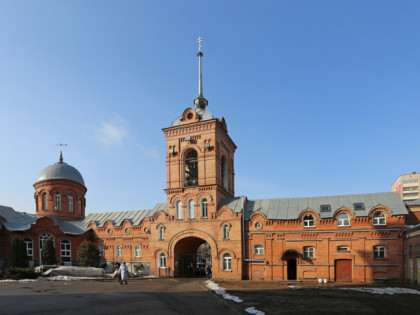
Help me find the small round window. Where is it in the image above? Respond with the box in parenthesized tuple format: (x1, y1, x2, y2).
(125, 228, 130, 234)
(107, 229, 112, 235)
(187, 113, 193, 120)
(255, 222, 262, 229)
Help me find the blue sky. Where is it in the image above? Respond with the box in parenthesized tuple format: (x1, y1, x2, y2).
(0, 1, 419, 214)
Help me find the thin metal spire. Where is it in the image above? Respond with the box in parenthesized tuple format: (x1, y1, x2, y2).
(57, 143, 68, 163)
(194, 36, 208, 109)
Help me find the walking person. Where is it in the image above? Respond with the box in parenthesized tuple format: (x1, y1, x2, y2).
(114, 261, 121, 282)
(119, 262, 129, 285)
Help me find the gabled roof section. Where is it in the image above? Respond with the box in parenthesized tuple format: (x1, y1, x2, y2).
(82, 202, 167, 228)
(218, 197, 244, 213)
(243, 192, 407, 220)
(0, 205, 37, 231)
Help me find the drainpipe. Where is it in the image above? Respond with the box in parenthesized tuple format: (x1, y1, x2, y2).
(242, 196, 246, 262)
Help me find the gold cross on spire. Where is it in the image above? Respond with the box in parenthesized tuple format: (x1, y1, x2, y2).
(197, 37, 203, 52)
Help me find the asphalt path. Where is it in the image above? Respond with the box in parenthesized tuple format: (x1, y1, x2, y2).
(0, 278, 239, 315)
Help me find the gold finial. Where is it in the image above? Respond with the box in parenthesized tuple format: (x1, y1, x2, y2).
(197, 37, 203, 52)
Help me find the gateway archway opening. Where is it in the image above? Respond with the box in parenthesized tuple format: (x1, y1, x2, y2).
(174, 237, 211, 277)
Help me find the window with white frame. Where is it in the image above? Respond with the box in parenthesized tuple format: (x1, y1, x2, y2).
(68, 194, 74, 213)
(159, 253, 166, 268)
(188, 199, 195, 219)
(337, 246, 350, 252)
(222, 253, 232, 271)
(303, 246, 315, 259)
(337, 213, 350, 227)
(78, 199, 82, 215)
(303, 214, 315, 227)
(254, 245, 264, 255)
(201, 198, 208, 218)
(373, 245, 386, 259)
(134, 245, 141, 258)
(60, 240, 71, 263)
(176, 201, 182, 219)
(42, 193, 48, 210)
(222, 224, 229, 239)
(39, 234, 54, 266)
(99, 245, 105, 257)
(54, 192, 61, 211)
(116, 245, 122, 257)
(23, 238, 33, 259)
(158, 226, 164, 240)
(372, 212, 386, 226)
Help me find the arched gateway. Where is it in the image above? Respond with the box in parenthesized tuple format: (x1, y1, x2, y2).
(169, 230, 217, 277)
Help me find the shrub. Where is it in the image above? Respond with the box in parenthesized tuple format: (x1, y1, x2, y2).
(6, 267, 40, 280)
(41, 238, 56, 265)
(10, 237, 29, 268)
(77, 240, 100, 267)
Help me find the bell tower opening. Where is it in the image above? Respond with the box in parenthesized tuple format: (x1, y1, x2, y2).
(184, 149, 198, 187)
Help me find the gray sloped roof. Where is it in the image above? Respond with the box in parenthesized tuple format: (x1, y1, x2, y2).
(36, 161, 85, 186)
(170, 108, 223, 127)
(405, 199, 420, 206)
(82, 202, 167, 228)
(242, 192, 407, 220)
(0, 205, 88, 234)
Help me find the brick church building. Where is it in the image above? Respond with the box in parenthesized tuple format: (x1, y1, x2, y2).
(0, 45, 417, 283)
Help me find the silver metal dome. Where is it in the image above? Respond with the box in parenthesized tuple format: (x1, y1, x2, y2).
(35, 161, 85, 186)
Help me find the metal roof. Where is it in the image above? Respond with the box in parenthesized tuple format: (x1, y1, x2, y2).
(241, 192, 408, 220)
(82, 202, 167, 228)
(35, 161, 85, 186)
(170, 108, 223, 127)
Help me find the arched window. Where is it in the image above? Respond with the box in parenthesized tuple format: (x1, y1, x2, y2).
(39, 234, 54, 265)
(68, 195, 74, 213)
(201, 199, 208, 218)
(222, 224, 229, 239)
(303, 214, 315, 227)
(158, 226, 164, 240)
(134, 245, 141, 258)
(254, 245, 264, 255)
(373, 245, 386, 259)
(78, 199, 82, 215)
(116, 245, 122, 257)
(373, 212, 386, 226)
(221, 156, 228, 191)
(158, 253, 166, 268)
(54, 192, 61, 211)
(337, 213, 350, 227)
(222, 253, 231, 271)
(42, 193, 48, 210)
(176, 201, 183, 219)
(188, 199, 195, 219)
(60, 240, 71, 265)
(184, 150, 198, 187)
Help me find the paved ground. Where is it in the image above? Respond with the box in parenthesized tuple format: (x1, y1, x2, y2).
(0, 278, 237, 315)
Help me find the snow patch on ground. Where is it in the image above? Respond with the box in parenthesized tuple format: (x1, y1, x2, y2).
(246, 306, 265, 315)
(204, 280, 265, 314)
(340, 287, 420, 295)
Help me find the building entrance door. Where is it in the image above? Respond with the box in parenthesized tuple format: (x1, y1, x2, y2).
(335, 259, 352, 282)
(178, 253, 196, 277)
(174, 236, 211, 277)
(287, 259, 297, 280)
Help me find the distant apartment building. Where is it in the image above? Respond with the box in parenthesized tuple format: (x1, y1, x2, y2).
(392, 172, 420, 202)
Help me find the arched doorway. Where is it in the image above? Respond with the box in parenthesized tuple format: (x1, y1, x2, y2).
(282, 250, 302, 281)
(174, 236, 211, 277)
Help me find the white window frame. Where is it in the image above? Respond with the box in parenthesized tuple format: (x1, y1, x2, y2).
(176, 201, 182, 219)
(99, 245, 105, 257)
(78, 199, 82, 215)
(303, 215, 315, 227)
(201, 198, 208, 218)
(134, 245, 141, 258)
(116, 245, 122, 258)
(39, 234, 54, 266)
(337, 246, 350, 252)
(158, 226, 164, 240)
(222, 224, 229, 240)
(337, 213, 350, 227)
(23, 238, 33, 259)
(254, 245, 264, 255)
(60, 240, 71, 264)
(372, 212, 386, 226)
(373, 245, 386, 259)
(158, 253, 166, 268)
(222, 253, 232, 271)
(68, 195, 74, 213)
(188, 199, 195, 219)
(54, 192, 61, 211)
(303, 246, 315, 259)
